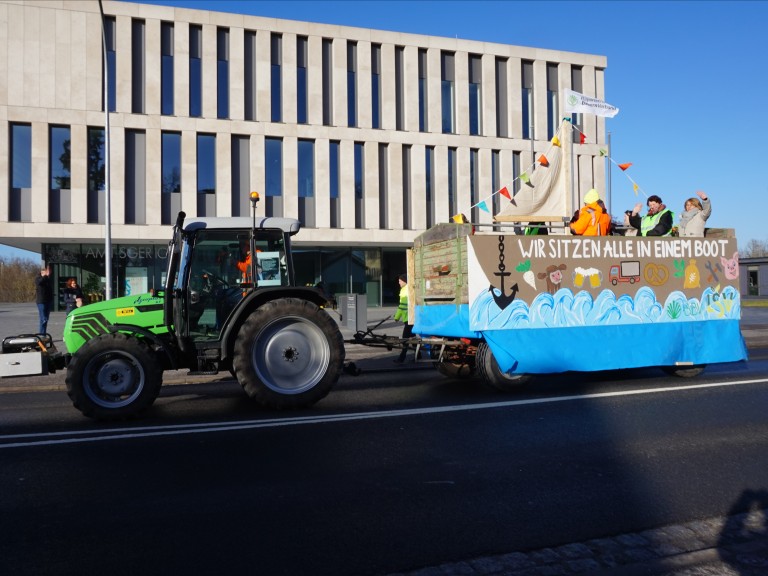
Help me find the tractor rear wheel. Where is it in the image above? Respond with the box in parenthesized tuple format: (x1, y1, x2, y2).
(233, 298, 344, 409)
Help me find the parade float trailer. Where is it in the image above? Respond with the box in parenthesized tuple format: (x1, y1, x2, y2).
(407, 119, 746, 389)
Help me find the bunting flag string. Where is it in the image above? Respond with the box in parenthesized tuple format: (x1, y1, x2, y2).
(452, 117, 650, 222)
(570, 123, 648, 199)
(458, 119, 570, 219)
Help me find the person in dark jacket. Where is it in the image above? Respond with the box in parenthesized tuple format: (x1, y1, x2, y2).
(35, 267, 53, 334)
(62, 277, 85, 316)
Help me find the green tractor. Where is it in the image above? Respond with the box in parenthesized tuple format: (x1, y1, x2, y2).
(64, 204, 344, 420)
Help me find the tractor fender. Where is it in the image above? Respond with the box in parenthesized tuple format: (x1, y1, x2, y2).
(108, 323, 179, 370)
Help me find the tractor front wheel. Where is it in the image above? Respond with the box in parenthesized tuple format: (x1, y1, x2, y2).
(65, 333, 162, 420)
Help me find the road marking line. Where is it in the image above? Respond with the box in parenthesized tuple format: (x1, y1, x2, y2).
(3, 377, 768, 449)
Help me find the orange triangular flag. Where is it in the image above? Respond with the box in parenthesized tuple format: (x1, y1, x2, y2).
(579, 133, 586, 144)
(618, 163, 633, 171)
(498, 186, 511, 200)
(538, 155, 549, 167)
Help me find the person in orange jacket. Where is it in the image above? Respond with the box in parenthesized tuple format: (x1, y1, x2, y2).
(570, 189, 610, 236)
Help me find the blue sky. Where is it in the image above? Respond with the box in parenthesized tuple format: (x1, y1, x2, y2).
(3, 0, 765, 261)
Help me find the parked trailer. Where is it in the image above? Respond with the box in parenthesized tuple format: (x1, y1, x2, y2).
(409, 223, 747, 389)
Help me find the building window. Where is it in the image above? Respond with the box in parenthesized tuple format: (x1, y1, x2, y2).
(448, 147, 457, 218)
(441, 52, 455, 134)
(354, 141, 364, 228)
(546, 63, 558, 140)
(9, 123, 32, 222)
(470, 148, 479, 223)
(298, 139, 315, 227)
(347, 42, 358, 128)
(265, 137, 283, 217)
(189, 25, 202, 117)
(49, 125, 71, 223)
(522, 60, 533, 140)
(197, 134, 216, 217)
(329, 140, 340, 228)
(418, 49, 428, 132)
(104, 16, 116, 112)
(271, 34, 282, 123)
(322, 39, 333, 126)
(297, 36, 308, 124)
(217, 28, 229, 119)
(425, 146, 435, 228)
(495, 57, 508, 138)
(231, 135, 250, 217)
(371, 44, 381, 129)
(378, 143, 388, 228)
(402, 145, 411, 230)
(571, 66, 583, 143)
(161, 131, 181, 225)
(161, 22, 174, 116)
(244, 31, 256, 121)
(512, 151, 521, 195)
(492, 149, 501, 230)
(125, 130, 146, 225)
(87, 128, 105, 224)
(132, 19, 145, 114)
(469, 54, 482, 136)
(395, 46, 404, 131)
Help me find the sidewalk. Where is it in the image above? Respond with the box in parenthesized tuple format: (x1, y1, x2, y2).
(0, 303, 768, 382)
(0, 302, 427, 391)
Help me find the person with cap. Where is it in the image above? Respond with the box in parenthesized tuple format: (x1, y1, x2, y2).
(569, 188, 610, 236)
(628, 195, 674, 236)
(393, 274, 419, 364)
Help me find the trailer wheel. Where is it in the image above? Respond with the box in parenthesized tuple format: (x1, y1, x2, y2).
(233, 298, 344, 409)
(476, 342, 531, 392)
(662, 365, 706, 378)
(435, 360, 475, 379)
(65, 333, 162, 420)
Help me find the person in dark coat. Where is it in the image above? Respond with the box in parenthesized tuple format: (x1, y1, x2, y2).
(35, 267, 53, 334)
(63, 277, 85, 316)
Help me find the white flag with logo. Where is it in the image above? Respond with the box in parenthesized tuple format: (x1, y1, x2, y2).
(564, 89, 619, 118)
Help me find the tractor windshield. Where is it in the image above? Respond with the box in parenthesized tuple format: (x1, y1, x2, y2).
(177, 228, 289, 342)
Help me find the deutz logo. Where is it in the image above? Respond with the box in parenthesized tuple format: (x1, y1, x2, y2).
(568, 94, 579, 106)
(116, 308, 135, 317)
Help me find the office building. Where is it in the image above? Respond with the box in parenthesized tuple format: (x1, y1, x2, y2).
(1, 0, 610, 308)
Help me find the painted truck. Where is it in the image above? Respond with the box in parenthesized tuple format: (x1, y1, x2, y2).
(410, 223, 747, 389)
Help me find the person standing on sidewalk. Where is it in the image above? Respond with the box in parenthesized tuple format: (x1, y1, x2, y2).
(35, 266, 53, 334)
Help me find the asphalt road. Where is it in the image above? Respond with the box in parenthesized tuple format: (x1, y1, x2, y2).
(2, 358, 768, 576)
(2, 302, 767, 575)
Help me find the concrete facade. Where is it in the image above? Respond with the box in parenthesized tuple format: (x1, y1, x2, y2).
(0, 0, 610, 303)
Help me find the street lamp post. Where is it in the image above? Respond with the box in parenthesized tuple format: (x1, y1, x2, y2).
(98, 0, 113, 300)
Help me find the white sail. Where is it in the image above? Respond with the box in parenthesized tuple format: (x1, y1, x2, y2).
(494, 123, 573, 223)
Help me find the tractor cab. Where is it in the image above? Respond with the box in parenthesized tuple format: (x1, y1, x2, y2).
(164, 211, 302, 365)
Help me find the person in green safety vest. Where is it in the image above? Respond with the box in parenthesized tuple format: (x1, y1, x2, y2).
(393, 274, 418, 364)
(628, 195, 674, 236)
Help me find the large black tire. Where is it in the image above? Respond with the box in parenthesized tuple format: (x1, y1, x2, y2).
(662, 365, 706, 378)
(233, 298, 345, 409)
(65, 333, 163, 420)
(476, 341, 531, 392)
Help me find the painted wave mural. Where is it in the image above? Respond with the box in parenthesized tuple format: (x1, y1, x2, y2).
(470, 285, 740, 332)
